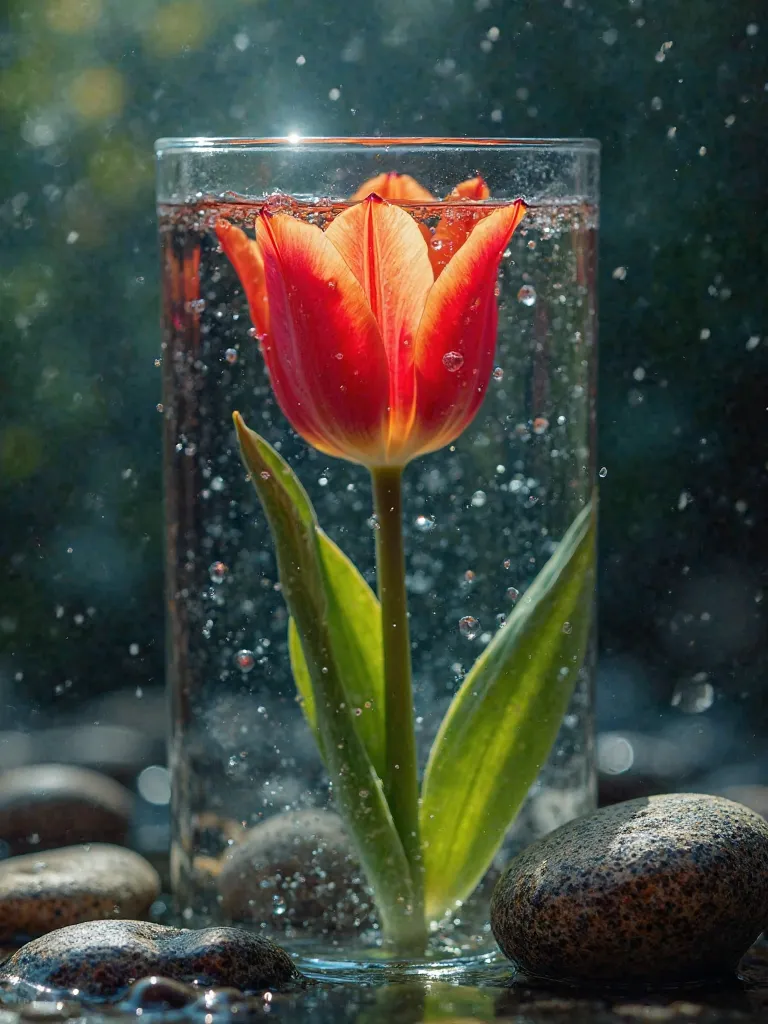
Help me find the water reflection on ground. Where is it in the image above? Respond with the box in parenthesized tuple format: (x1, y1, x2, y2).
(0, 943, 766, 1024)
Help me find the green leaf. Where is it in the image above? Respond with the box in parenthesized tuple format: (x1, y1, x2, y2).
(288, 530, 385, 778)
(233, 413, 421, 945)
(419, 500, 596, 921)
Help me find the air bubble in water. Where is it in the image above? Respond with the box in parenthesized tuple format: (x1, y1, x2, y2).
(459, 616, 480, 640)
(492, 366, 504, 381)
(495, 613, 507, 628)
(517, 284, 537, 306)
(225, 348, 238, 364)
(368, 514, 381, 531)
(210, 476, 225, 492)
(209, 561, 228, 583)
(533, 417, 549, 434)
(562, 621, 573, 634)
(506, 586, 519, 602)
(503, 559, 511, 570)
(186, 299, 206, 314)
(471, 490, 487, 508)
(599, 466, 608, 478)
(414, 514, 436, 532)
(671, 678, 715, 714)
(235, 649, 255, 672)
(442, 351, 464, 372)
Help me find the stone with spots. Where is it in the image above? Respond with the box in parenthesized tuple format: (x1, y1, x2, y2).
(0, 920, 301, 997)
(490, 793, 768, 985)
(217, 809, 373, 933)
(0, 844, 160, 941)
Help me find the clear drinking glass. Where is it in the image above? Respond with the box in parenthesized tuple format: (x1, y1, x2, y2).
(156, 137, 599, 967)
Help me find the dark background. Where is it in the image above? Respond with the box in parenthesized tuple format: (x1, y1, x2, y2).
(0, 0, 766, 803)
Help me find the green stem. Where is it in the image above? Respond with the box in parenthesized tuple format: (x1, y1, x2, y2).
(371, 465, 424, 936)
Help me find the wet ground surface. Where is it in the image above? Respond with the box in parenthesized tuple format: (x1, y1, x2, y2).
(0, 942, 764, 1023)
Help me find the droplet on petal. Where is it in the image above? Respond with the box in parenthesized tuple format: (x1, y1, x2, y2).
(442, 351, 464, 373)
(260, 470, 271, 480)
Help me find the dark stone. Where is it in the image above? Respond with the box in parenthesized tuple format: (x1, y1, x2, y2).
(0, 844, 160, 941)
(218, 809, 373, 934)
(0, 920, 302, 997)
(0, 765, 134, 855)
(490, 794, 768, 986)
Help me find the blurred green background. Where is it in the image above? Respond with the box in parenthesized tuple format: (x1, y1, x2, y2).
(0, 0, 766, 797)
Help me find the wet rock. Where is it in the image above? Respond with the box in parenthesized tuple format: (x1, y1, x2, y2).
(0, 765, 134, 856)
(490, 794, 768, 985)
(218, 809, 373, 933)
(0, 844, 160, 941)
(0, 920, 301, 997)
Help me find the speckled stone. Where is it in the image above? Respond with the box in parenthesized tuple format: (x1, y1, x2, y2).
(490, 794, 768, 985)
(0, 920, 301, 997)
(0, 845, 160, 941)
(0, 765, 134, 855)
(217, 809, 373, 933)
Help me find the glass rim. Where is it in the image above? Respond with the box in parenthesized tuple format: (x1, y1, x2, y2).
(154, 135, 600, 155)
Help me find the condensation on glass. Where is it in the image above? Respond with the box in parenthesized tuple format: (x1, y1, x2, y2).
(156, 137, 600, 962)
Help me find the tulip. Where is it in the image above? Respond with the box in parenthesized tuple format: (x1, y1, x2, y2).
(216, 191, 526, 469)
(218, 185, 525, 920)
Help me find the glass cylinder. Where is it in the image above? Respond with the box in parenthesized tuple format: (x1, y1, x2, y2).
(156, 138, 599, 966)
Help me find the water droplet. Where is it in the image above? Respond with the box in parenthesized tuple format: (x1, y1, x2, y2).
(225, 348, 238, 364)
(495, 613, 507, 628)
(599, 466, 608, 478)
(431, 238, 443, 250)
(209, 561, 228, 583)
(517, 284, 537, 306)
(367, 514, 381, 531)
(464, 569, 476, 583)
(414, 514, 436, 533)
(185, 298, 206, 314)
(506, 586, 519, 603)
(327, 279, 337, 290)
(503, 559, 511, 570)
(562, 621, 573, 634)
(533, 417, 549, 434)
(272, 895, 287, 915)
(353, 707, 363, 716)
(471, 490, 486, 508)
(235, 649, 255, 672)
(442, 351, 464, 372)
(557, 414, 567, 425)
(333, 352, 344, 360)
(259, 470, 271, 480)
(527, 239, 536, 250)
(671, 677, 715, 714)
(210, 476, 225, 492)
(492, 366, 504, 381)
(459, 615, 480, 640)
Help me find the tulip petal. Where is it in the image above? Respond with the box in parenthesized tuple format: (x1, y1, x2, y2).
(350, 172, 434, 202)
(447, 176, 490, 200)
(427, 176, 492, 278)
(410, 200, 527, 456)
(325, 196, 434, 457)
(254, 210, 393, 464)
(215, 219, 270, 341)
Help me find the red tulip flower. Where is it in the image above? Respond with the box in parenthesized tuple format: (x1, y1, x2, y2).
(216, 187, 525, 469)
